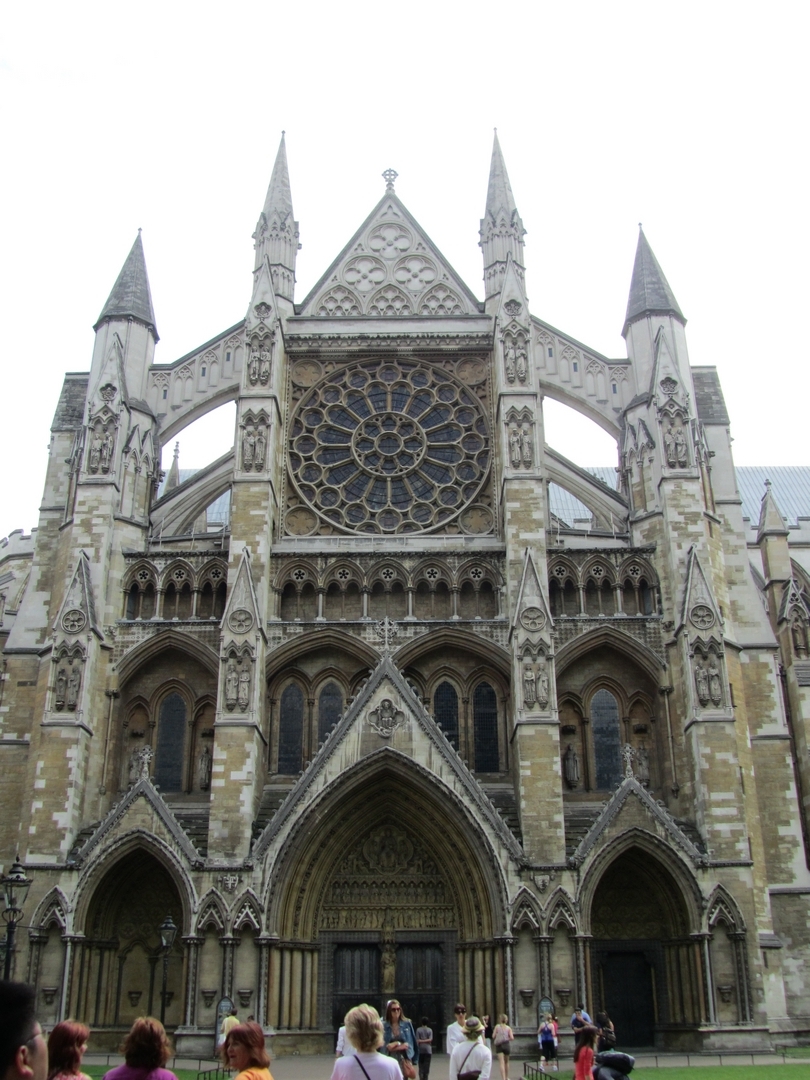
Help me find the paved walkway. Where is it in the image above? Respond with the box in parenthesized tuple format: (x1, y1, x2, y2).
(83, 1052, 810, 1078)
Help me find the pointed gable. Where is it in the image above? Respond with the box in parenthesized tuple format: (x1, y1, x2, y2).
(679, 547, 723, 637)
(95, 232, 159, 339)
(297, 192, 482, 318)
(54, 552, 101, 639)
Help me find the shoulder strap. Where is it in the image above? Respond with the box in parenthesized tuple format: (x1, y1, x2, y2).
(460, 1045, 476, 1072)
(355, 1059, 373, 1080)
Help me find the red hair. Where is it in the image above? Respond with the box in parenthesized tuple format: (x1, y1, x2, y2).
(120, 1017, 171, 1069)
(47, 1021, 89, 1079)
(223, 1022, 270, 1069)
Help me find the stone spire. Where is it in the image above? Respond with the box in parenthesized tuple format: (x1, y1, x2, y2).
(253, 131, 299, 302)
(623, 226, 684, 337)
(480, 130, 525, 299)
(94, 231, 159, 340)
(757, 479, 790, 542)
(165, 441, 181, 492)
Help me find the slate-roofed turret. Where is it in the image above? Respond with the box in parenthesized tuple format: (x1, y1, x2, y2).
(623, 226, 684, 337)
(94, 231, 158, 340)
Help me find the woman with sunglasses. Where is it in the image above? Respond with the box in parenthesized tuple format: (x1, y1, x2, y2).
(382, 1000, 417, 1078)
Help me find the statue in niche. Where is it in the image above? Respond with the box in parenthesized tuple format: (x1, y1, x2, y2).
(664, 425, 677, 468)
(694, 657, 710, 706)
(254, 427, 266, 471)
(516, 344, 528, 383)
(238, 666, 251, 710)
(259, 347, 271, 385)
(708, 657, 723, 706)
(674, 425, 688, 467)
(563, 743, 579, 789)
(537, 666, 549, 708)
(198, 744, 212, 790)
(635, 743, 650, 786)
(509, 426, 522, 467)
(792, 616, 808, 658)
(54, 666, 67, 710)
(88, 431, 103, 472)
(504, 342, 516, 382)
(225, 661, 239, 710)
(248, 349, 260, 385)
(128, 747, 141, 785)
(242, 426, 256, 470)
(66, 664, 81, 710)
(521, 425, 533, 466)
(523, 665, 536, 707)
(100, 429, 114, 473)
(380, 943, 397, 995)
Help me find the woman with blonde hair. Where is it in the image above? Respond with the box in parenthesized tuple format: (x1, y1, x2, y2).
(330, 1005, 401, 1080)
(47, 1021, 91, 1080)
(491, 1015, 513, 1080)
(102, 1018, 178, 1080)
(223, 1022, 272, 1080)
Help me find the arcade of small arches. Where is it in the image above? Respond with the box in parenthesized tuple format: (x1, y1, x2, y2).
(123, 558, 228, 621)
(549, 555, 659, 618)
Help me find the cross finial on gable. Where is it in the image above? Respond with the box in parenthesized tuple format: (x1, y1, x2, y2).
(382, 168, 398, 192)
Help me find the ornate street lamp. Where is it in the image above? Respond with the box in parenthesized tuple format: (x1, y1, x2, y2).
(159, 914, 178, 1026)
(1, 855, 32, 980)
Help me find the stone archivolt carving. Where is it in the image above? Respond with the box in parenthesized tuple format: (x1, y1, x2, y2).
(287, 357, 491, 535)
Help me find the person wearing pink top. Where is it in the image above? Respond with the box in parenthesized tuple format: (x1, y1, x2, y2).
(102, 1018, 178, 1080)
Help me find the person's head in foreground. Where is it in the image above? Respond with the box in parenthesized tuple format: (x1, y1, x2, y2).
(462, 1017, 485, 1041)
(573, 1026, 599, 1061)
(120, 1018, 170, 1070)
(345, 1004, 385, 1054)
(47, 1023, 89, 1080)
(224, 1023, 270, 1073)
(0, 982, 47, 1080)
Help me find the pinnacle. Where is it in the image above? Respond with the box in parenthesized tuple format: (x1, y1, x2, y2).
(262, 131, 294, 223)
(485, 129, 519, 223)
(623, 227, 684, 335)
(95, 232, 159, 339)
(757, 479, 789, 540)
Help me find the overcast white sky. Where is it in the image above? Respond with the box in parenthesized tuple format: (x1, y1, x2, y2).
(1, 2, 807, 539)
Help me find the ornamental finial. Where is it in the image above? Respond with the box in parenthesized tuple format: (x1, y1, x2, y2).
(382, 168, 398, 192)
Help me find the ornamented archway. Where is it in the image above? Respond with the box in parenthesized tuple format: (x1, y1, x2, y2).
(72, 849, 185, 1039)
(266, 758, 508, 1036)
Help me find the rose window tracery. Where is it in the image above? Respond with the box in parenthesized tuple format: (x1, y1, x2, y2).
(288, 358, 491, 534)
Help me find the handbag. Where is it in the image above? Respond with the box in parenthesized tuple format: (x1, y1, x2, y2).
(457, 1044, 481, 1080)
(402, 1059, 417, 1080)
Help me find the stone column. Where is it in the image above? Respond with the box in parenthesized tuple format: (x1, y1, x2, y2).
(183, 935, 203, 1027)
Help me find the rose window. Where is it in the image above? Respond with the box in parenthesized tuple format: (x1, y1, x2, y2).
(288, 358, 490, 534)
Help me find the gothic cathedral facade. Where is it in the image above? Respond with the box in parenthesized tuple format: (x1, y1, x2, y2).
(2, 134, 810, 1052)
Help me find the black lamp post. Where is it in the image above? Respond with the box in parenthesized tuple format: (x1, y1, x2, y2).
(1, 855, 32, 980)
(159, 914, 178, 1025)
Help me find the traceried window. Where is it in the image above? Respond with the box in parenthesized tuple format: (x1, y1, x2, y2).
(318, 681, 343, 743)
(154, 693, 186, 792)
(434, 681, 459, 749)
(287, 358, 491, 535)
(278, 684, 304, 773)
(591, 688, 622, 789)
(473, 681, 499, 771)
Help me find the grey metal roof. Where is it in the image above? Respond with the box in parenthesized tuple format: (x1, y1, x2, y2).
(95, 233, 159, 339)
(623, 228, 684, 335)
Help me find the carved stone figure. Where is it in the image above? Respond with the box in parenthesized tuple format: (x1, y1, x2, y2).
(792, 616, 808, 658)
(238, 666, 251, 710)
(537, 666, 549, 708)
(516, 345, 528, 383)
(708, 658, 723, 706)
(242, 427, 256, 470)
(66, 664, 81, 710)
(100, 429, 114, 472)
(55, 666, 67, 710)
(381, 943, 396, 994)
(509, 426, 521, 467)
(225, 661, 239, 710)
(563, 743, 579, 788)
(128, 748, 141, 785)
(523, 664, 536, 706)
(504, 342, 516, 382)
(521, 425, 533, 466)
(674, 426, 688, 467)
(135, 745, 154, 780)
(198, 744, 212, 790)
(89, 432, 103, 472)
(664, 425, 677, 468)
(694, 657, 710, 706)
(248, 349, 260, 385)
(254, 427, 266, 471)
(259, 348, 271, 384)
(635, 743, 650, 786)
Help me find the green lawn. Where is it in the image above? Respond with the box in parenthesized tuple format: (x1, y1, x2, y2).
(84, 1066, 810, 1080)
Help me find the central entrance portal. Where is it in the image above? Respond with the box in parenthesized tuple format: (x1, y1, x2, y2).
(396, 944, 444, 1034)
(331, 943, 445, 1033)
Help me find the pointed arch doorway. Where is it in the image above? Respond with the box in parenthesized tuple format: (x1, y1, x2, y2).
(269, 758, 505, 1041)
